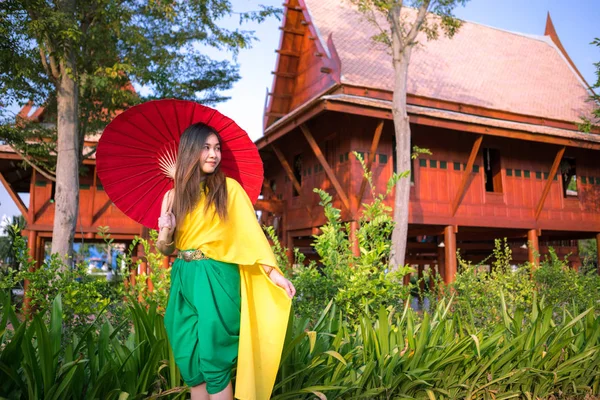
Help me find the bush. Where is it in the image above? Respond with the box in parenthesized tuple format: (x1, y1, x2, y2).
(121, 230, 172, 313)
(451, 239, 535, 329)
(449, 238, 600, 330)
(0, 293, 185, 399)
(271, 154, 413, 325)
(274, 295, 600, 399)
(535, 248, 600, 317)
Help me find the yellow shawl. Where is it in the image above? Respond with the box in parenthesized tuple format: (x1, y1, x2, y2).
(175, 177, 291, 400)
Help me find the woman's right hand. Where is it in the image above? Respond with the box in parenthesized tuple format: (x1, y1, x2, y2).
(158, 212, 176, 234)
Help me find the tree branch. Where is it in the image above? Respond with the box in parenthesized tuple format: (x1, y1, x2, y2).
(39, 47, 53, 82)
(405, 0, 430, 45)
(11, 146, 57, 182)
(365, 7, 391, 46)
(45, 38, 60, 80)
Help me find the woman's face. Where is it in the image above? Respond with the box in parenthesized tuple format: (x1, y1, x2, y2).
(200, 133, 221, 174)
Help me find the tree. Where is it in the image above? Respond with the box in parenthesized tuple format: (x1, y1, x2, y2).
(349, 0, 467, 268)
(580, 37, 600, 133)
(1, 0, 278, 262)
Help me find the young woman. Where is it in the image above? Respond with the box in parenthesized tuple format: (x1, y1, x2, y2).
(156, 122, 295, 400)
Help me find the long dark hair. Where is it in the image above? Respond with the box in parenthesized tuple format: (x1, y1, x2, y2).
(172, 122, 228, 227)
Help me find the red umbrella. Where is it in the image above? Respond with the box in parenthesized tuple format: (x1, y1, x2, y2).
(96, 99, 263, 230)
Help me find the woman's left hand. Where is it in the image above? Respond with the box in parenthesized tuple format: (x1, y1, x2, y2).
(269, 270, 296, 299)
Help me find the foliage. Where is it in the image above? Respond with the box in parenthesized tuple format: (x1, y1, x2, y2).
(349, 0, 467, 48)
(0, 0, 281, 257)
(1, 0, 281, 158)
(579, 238, 598, 274)
(579, 37, 600, 133)
(535, 249, 600, 316)
(284, 154, 413, 325)
(121, 230, 172, 313)
(446, 239, 600, 331)
(348, 0, 469, 269)
(451, 239, 536, 329)
(6, 287, 600, 399)
(0, 292, 185, 399)
(274, 295, 600, 399)
(0, 215, 26, 273)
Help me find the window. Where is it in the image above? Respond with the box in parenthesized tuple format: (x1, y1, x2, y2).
(50, 181, 56, 202)
(483, 148, 503, 193)
(560, 157, 577, 197)
(292, 154, 302, 197)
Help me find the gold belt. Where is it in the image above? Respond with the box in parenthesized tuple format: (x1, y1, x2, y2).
(177, 249, 209, 262)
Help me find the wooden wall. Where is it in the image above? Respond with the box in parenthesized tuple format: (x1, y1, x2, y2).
(27, 166, 142, 237)
(262, 113, 600, 236)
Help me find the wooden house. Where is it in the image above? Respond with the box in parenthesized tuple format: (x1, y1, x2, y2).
(0, 104, 148, 268)
(256, 0, 600, 282)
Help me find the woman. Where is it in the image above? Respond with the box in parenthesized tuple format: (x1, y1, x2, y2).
(156, 122, 295, 400)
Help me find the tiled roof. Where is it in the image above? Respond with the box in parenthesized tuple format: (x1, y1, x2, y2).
(304, 0, 595, 124)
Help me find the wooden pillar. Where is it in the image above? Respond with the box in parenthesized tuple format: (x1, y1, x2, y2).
(443, 226, 457, 284)
(24, 229, 38, 314)
(286, 232, 294, 268)
(403, 268, 411, 286)
(437, 244, 445, 282)
(350, 220, 359, 257)
(527, 229, 540, 268)
(35, 235, 43, 268)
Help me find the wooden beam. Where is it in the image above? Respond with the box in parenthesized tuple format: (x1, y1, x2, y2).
(534, 146, 566, 220)
(356, 120, 384, 214)
(300, 124, 351, 212)
(0, 171, 28, 217)
(279, 26, 304, 35)
(275, 49, 300, 57)
(92, 199, 112, 224)
(271, 144, 302, 195)
(451, 135, 483, 216)
(265, 111, 286, 118)
(282, 3, 303, 11)
(271, 144, 313, 217)
(322, 101, 600, 151)
(271, 71, 297, 78)
(34, 199, 52, 222)
(268, 92, 293, 99)
(254, 199, 284, 214)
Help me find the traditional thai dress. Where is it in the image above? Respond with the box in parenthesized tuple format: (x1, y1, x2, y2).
(164, 177, 291, 400)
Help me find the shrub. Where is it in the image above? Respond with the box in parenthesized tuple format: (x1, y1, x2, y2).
(451, 239, 535, 329)
(275, 153, 413, 325)
(535, 248, 600, 317)
(0, 293, 185, 399)
(121, 230, 172, 313)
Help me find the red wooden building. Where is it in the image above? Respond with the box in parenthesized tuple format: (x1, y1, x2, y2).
(0, 104, 146, 267)
(256, 0, 600, 282)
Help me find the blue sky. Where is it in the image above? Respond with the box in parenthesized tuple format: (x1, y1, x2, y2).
(0, 0, 598, 222)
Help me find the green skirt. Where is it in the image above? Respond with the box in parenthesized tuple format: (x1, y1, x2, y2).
(164, 257, 241, 394)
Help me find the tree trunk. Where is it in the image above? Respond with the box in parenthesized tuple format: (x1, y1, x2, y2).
(51, 1, 79, 264)
(389, 34, 413, 270)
